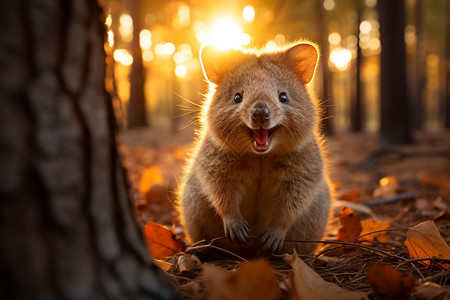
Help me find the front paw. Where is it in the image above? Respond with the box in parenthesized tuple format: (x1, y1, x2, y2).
(258, 227, 285, 255)
(223, 217, 250, 245)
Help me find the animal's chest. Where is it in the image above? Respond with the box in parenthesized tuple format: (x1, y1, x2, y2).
(238, 160, 281, 233)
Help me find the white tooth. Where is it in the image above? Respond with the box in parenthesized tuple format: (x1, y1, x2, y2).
(253, 141, 269, 148)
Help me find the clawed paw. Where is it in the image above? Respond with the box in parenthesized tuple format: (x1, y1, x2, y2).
(257, 228, 285, 256)
(224, 217, 250, 245)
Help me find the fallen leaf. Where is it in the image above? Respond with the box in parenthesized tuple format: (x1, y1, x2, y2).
(286, 254, 368, 300)
(367, 264, 415, 300)
(415, 198, 431, 211)
(177, 254, 201, 273)
(332, 181, 342, 191)
(360, 219, 390, 243)
(418, 171, 449, 190)
(333, 200, 375, 220)
(204, 259, 279, 300)
(179, 281, 201, 300)
(337, 207, 362, 242)
(405, 221, 450, 269)
(139, 166, 164, 194)
(174, 148, 187, 160)
(145, 183, 171, 206)
(433, 197, 448, 211)
(143, 221, 185, 260)
(154, 259, 172, 271)
(339, 189, 360, 202)
(373, 176, 398, 198)
(414, 282, 450, 300)
(433, 210, 450, 222)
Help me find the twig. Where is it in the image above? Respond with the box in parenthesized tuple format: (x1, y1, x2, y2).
(283, 239, 407, 261)
(399, 257, 450, 266)
(186, 237, 249, 262)
(418, 269, 450, 284)
(313, 233, 392, 259)
(349, 228, 409, 242)
(364, 192, 415, 207)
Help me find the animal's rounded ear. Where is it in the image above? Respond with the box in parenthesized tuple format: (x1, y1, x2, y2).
(285, 43, 319, 84)
(200, 44, 246, 84)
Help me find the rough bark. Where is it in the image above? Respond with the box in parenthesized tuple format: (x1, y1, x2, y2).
(0, 0, 180, 299)
(377, 0, 413, 144)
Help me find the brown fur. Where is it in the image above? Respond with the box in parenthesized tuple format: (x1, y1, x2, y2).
(179, 42, 330, 256)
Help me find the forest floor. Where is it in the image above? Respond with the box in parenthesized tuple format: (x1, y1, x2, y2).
(123, 126, 450, 299)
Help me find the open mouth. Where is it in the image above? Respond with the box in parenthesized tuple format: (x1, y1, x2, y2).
(247, 127, 277, 153)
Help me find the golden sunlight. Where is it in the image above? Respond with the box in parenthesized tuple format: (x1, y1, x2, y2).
(175, 65, 188, 78)
(119, 14, 133, 43)
(243, 5, 255, 23)
(142, 49, 154, 62)
(328, 32, 341, 45)
(114, 49, 133, 66)
(107, 29, 114, 47)
(207, 18, 250, 50)
(330, 48, 352, 71)
(139, 29, 152, 50)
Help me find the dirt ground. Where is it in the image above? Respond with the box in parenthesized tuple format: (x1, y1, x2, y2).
(122, 126, 450, 298)
(122, 126, 450, 229)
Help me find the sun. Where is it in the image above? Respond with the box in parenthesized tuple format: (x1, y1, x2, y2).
(207, 18, 250, 50)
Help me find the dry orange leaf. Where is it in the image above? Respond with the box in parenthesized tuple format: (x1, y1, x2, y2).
(143, 221, 185, 260)
(418, 171, 449, 191)
(339, 189, 360, 202)
(373, 176, 398, 198)
(154, 259, 172, 271)
(367, 264, 415, 300)
(337, 207, 362, 242)
(360, 219, 390, 243)
(139, 166, 164, 194)
(286, 254, 368, 300)
(174, 148, 187, 160)
(204, 259, 279, 300)
(404, 220, 450, 269)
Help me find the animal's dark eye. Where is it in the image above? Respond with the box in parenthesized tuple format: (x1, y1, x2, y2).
(233, 93, 243, 104)
(279, 92, 289, 104)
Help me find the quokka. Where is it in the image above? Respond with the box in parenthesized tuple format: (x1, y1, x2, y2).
(179, 41, 330, 256)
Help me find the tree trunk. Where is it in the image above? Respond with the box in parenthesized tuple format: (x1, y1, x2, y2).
(0, 0, 180, 299)
(414, 0, 426, 130)
(351, 3, 363, 132)
(126, 0, 148, 129)
(317, 0, 333, 135)
(377, 0, 413, 144)
(445, 0, 450, 129)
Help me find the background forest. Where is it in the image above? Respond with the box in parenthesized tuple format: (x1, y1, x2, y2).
(105, 0, 449, 140)
(1, 0, 449, 299)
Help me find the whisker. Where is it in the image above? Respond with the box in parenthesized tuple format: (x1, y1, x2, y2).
(177, 104, 201, 111)
(173, 92, 201, 107)
(175, 111, 199, 119)
(179, 116, 201, 130)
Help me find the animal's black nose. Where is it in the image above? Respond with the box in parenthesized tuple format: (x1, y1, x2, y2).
(251, 107, 271, 124)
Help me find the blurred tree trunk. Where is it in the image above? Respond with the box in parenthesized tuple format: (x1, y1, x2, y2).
(351, 2, 363, 132)
(317, 0, 333, 135)
(126, 0, 147, 129)
(445, 0, 450, 129)
(377, 0, 413, 144)
(0, 0, 180, 299)
(414, 0, 426, 130)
